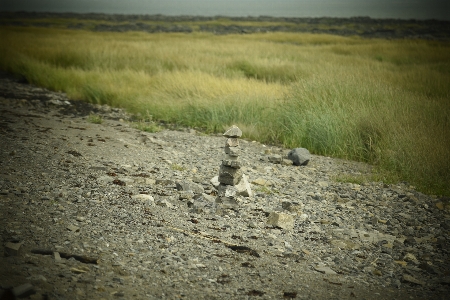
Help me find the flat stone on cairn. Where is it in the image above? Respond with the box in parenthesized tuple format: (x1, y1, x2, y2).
(223, 125, 242, 138)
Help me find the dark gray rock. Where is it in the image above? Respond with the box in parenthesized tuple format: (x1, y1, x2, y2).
(218, 165, 243, 185)
(287, 148, 311, 166)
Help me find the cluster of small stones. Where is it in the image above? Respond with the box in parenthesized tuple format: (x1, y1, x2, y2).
(0, 73, 449, 299)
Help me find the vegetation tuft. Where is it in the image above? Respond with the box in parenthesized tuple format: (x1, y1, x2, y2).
(0, 26, 449, 196)
(87, 114, 103, 124)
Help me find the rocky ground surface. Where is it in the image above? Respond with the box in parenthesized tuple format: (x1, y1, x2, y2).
(0, 73, 449, 299)
(1, 12, 449, 40)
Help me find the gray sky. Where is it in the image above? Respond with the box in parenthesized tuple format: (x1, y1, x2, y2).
(0, 0, 449, 20)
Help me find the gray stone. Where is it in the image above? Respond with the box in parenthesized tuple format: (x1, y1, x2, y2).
(223, 125, 242, 138)
(281, 201, 302, 214)
(267, 212, 295, 230)
(402, 274, 425, 285)
(218, 165, 243, 185)
(252, 178, 273, 186)
(314, 266, 337, 275)
(225, 145, 240, 156)
(131, 194, 155, 205)
(403, 253, 418, 263)
(67, 224, 80, 232)
(218, 184, 238, 198)
(156, 179, 175, 186)
(76, 216, 86, 222)
(210, 176, 220, 189)
(225, 138, 239, 147)
(117, 177, 135, 184)
(12, 283, 36, 298)
(26, 275, 47, 283)
(156, 199, 173, 208)
(175, 180, 204, 194)
(281, 159, 293, 166)
(54, 252, 61, 262)
(222, 156, 242, 169)
(179, 191, 194, 200)
(216, 196, 240, 209)
(235, 174, 253, 197)
(5, 242, 22, 256)
(318, 181, 329, 187)
(201, 193, 216, 202)
(268, 154, 282, 164)
(287, 148, 311, 166)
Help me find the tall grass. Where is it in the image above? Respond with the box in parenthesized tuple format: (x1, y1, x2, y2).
(0, 26, 449, 196)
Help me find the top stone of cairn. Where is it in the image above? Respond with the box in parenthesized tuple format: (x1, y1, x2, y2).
(223, 125, 242, 138)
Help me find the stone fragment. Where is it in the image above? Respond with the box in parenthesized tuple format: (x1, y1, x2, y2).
(175, 180, 204, 194)
(179, 191, 194, 200)
(155, 179, 175, 186)
(225, 138, 239, 147)
(225, 145, 240, 156)
(235, 174, 253, 197)
(298, 213, 309, 222)
(5, 242, 22, 256)
(131, 194, 154, 205)
(216, 196, 240, 209)
(267, 212, 295, 231)
(67, 225, 80, 232)
(222, 158, 242, 169)
(287, 148, 311, 166)
(26, 275, 47, 283)
(223, 125, 242, 138)
(54, 252, 61, 262)
(117, 177, 134, 184)
(218, 165, 243, 185)
(156, 199, 173, 208)
(71, 267, 88, 274)
(218, 184, 238, 198)
(403, 253, 418, 263)
(201, 193, 216, 202)
(12, 283, 36, 298)
(372, 269, 382, 276)
(281, 201, 302, 214)
(268, 154, 282, 164)
(402, 274, 425, 285)
(281, 159, 293, 166)
(394, 260, 408, 267)
(314, 266, 337, 275)
(252, 178, 273, 186)
(76, 216, 86, 222)
(210, 176, 220, 189)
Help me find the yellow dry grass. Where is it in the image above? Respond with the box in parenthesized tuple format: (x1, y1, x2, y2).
(0, 26, 449, 195)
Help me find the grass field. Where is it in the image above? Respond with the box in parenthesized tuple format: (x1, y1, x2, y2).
(0, 26, 449, 196)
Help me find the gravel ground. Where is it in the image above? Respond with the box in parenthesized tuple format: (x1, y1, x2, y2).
(0, 73, 449, 299)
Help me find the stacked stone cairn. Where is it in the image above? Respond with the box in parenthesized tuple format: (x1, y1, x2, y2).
(215, 125, 252, 208)
(219, 125, 243, 185)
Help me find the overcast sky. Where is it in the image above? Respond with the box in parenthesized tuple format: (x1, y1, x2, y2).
(0, 0, 448, 20)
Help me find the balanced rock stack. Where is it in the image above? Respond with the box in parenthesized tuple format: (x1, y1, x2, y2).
(219, 125, 243, 185)
(216, 125, 252, 199)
